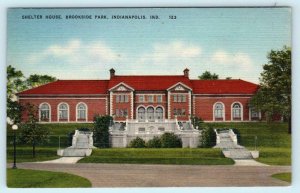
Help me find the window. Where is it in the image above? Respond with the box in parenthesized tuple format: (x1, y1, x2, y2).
(251, 109, 259, 119)
(139, 95, 144, 102)
(138, 128, 145, 133)
(40, 103, 50, 122)
(77, 103, 87, 121)
(148, 95, 153, 103)
(158, 127, 165, 132)
(116, 95, 129, 103)
(214, 103, 224, 119)
(232, 103, 241, 119)
(116, 109, 128, 117)
(156, 95, 162, 103)
(174, 95, 186, 102)
(156, 107, 163, 120)
(138, 107, 146, 121)
(58, 103, 69, 121)
(173, 95, 177, 102)
(147, 107, 154, 122)
(173, 108, 186, 116)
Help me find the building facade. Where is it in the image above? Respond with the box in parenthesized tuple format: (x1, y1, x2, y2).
(17, 68, 260, 147)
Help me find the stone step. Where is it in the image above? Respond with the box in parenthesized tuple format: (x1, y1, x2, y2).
(62, 148, 92, 157)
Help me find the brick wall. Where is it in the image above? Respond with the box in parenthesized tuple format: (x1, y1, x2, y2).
(193, 96, 251, 121)
(19, 97, 107, 122)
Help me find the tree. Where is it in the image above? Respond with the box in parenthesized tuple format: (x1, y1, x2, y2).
(26, 74, 56, 88)
(198, 71, 219, 80)
(250, 46, 291, 133)
(199, 126, 216, 148)
(7, 65, 56, 123)
(7, 65, 27, 123)
(19, 104, 49, 157)
(93, 115, 112, 148)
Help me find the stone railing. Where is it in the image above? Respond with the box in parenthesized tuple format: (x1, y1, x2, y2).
(228, 129, 238, 145)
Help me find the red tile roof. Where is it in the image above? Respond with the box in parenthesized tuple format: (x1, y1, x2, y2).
(18, 80, 109, 95)
(108, 75, 192, 91)
(191, 79, 259, 94)
(17, 77, 259, 96)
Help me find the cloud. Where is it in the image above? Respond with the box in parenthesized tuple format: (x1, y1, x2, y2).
(28, 39, 120, 65)
(211, 50, 254, 71)
(131, 41, 202, 75)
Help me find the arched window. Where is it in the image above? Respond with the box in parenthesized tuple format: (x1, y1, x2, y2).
(138, 107, 146, 122)
(77, 103, 87, 121)
(214, 102, 224, 120)
(232, 103, 242, 120)
(147, 107, 154, 122)
(58, 103, 69, 121)
(40, 103, 50, 122)
(156, 107, 163, 121)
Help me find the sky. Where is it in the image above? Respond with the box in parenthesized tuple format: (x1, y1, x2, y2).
(7, 8, 291, 83)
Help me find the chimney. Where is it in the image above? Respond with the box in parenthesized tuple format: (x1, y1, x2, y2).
(110, 68, 115, 79)
(183, 68, 189, 78)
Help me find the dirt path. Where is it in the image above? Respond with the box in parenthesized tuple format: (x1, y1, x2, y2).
(16, 163, 291, 187)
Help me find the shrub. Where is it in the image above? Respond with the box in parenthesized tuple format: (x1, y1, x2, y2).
(200, 126, 216, 148)
(160, 133, 182, 148)
(93, 115, 112, 148)
(146, 136, 162, 148)
(191, 116, 204, 130)
(129, 137, 146, 148)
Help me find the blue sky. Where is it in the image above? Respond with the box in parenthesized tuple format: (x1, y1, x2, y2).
(7, 8, 291, 83)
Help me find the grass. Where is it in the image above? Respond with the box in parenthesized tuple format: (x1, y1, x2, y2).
(7, 147, 59, 163)
(7, 168, 92, 188)
(271, 172, 291, 183)
(205, 122, 291, 165)
(79, 148, 234, 165)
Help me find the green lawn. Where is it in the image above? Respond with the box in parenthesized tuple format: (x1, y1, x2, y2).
(272, 172, 291, 183)
(7, 147, 59, 163)
(7, 168, 92, 188)
(205, 122, 291, 165)
(79, 148, 234, 165)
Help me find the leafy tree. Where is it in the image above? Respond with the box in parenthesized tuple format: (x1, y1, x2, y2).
(7, 65, 27, 123)
(250, 46, 291, 133)
(160, 133, 182, 148)
(26, 74, 56, 88)
(18, 103, 49, 157)
(93, 115, 112, 148)
(7, 65, 56, 123)
(198, 71, 219, 80)
(128, 137, 146, 148)
(199, 126, 216, 148)
(146, 136, 162, 148)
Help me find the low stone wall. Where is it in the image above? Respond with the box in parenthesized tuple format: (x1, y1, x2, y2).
(109, 132, 201, 148)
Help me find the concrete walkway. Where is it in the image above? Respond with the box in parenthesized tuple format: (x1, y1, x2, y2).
(37, 157, 83, 164)
(17, 163, 291, 187)
(234, 159, 269, 166)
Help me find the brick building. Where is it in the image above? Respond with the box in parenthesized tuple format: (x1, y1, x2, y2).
(17, 68, 260, 147)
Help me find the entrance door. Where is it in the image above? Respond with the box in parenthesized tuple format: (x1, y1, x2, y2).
(147, 107, 154, 122)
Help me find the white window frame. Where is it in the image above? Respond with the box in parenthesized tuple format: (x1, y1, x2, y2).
(213, 102, 225, 121)
(76, 102, 88, 122)
(39, 102, 51, 122)
(57, 102, 69, 122)
(231, 102, 243, 121)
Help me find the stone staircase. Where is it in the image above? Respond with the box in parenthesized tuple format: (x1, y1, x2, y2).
(57, 130, 94, 157)
(214, 129, 257, 160)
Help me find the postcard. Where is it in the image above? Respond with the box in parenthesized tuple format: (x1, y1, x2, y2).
(6, 7, 291, 188)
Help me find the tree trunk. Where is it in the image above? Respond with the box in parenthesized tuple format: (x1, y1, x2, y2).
(288, 116, 292, 134)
